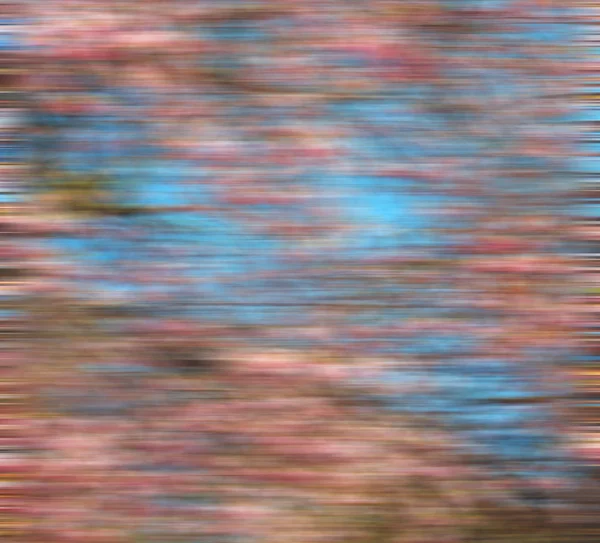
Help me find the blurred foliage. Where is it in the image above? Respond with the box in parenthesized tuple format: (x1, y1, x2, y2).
(11, 1, 595, 542)
(38, 171, 148, 218)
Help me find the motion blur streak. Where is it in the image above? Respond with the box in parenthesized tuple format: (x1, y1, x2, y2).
(1, 1, 598, 542)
